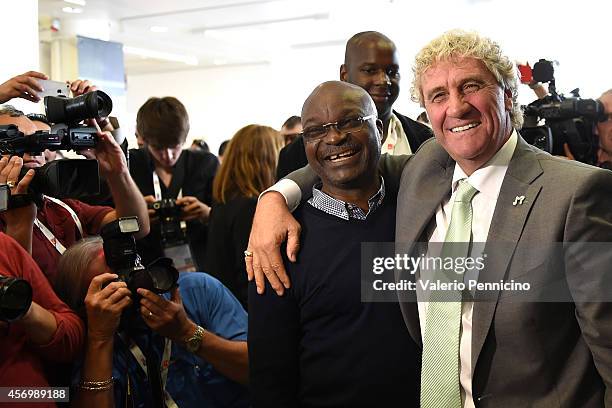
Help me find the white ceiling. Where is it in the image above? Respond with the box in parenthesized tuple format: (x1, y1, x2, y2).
(38, 0, 612, 103)
(39, 0, 402, 74)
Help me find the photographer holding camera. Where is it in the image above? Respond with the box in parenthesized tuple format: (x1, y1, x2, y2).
(0, 74, 149, 285)
(129, 97, 218, 272)
(0, 231, 84, 404)
(55, 228, 249, 408)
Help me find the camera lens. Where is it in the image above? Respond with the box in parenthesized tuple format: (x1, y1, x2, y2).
(45, 90, 113, 124)
(0, 277, 33, 322)
(143, 258, 179, 294)
(148, 266, 175, 292)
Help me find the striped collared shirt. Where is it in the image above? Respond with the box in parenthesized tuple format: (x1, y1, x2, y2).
(307, 177, 386, 221)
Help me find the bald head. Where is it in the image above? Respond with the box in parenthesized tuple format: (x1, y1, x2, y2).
(302, 81, 377, 121)
(344, 31, 395, 65)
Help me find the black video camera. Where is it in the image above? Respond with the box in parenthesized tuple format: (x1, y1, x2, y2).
(0, 90, 113, 204)
(521, 59, 606, 165)
(0, 90, 112, 155)
(0, 159, 100, 211)
(148, 198, 188, 247)
(0, 276, 33, 322)
(100, 217, 178, 296)
(20, 159, 100, 200)
(45, 90, 112, 149)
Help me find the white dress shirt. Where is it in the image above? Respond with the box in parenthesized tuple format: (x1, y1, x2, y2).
(420, 130, 517, 407)
(381, 113, 412, 155)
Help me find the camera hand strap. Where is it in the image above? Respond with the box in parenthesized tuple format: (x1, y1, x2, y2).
(121, 334, 178, 408)
(34, 196, 84, 255)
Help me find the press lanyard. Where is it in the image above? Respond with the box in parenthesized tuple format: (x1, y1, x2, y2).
(124, 335, 178, 408)
(152, 172, 182, 201)
(34, 195, 84, 255)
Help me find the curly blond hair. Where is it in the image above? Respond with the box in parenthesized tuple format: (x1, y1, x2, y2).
(411, 29, 523, 129)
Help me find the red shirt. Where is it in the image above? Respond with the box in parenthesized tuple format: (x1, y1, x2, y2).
(0, 233, 85, 407)
(0, 198, 112, 285)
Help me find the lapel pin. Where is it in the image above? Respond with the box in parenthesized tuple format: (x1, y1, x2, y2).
(512, 195, 525, 206)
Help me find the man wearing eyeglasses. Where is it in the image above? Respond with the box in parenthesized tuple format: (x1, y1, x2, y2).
(596, 89, 612, 168)
(248, 81, 419, 407)
(275, 31, 432, 179)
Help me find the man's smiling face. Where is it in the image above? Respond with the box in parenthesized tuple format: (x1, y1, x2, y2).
(420, 57, 513, 173)
(302, 82, 382, 192)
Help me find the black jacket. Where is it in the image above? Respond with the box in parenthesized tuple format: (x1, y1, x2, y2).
(128, 148, 219, 270)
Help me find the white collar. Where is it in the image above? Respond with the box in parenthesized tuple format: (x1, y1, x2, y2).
(451, 129, 518, 200)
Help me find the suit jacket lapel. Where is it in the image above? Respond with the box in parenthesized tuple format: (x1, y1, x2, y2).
(396, 146, 454, 347)
(471, 137, 544, 371)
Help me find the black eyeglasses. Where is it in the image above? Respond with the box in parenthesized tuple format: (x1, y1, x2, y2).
(300, 114, 376, 143)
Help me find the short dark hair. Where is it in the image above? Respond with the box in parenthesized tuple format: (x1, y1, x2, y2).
(136, 97, 190, 147)
(218, 140, 230, 156)
(282, 115, 301, 129)
(191, 139, 210, 153)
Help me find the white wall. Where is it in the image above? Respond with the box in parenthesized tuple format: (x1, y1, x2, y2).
(126, 45, 346, 154)
(125, 0, 612, 153)
(3, 0, 39, 113)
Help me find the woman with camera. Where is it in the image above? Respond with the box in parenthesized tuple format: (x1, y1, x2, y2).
(56, 235, 249, 408)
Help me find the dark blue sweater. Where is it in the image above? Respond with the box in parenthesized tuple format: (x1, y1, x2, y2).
(248, 194, 420, 407)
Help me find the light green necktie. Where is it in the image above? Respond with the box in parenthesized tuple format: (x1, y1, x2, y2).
(421, 179, 479, 408)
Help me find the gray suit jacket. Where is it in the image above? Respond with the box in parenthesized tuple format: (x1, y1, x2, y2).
(395, 136, 612, 407)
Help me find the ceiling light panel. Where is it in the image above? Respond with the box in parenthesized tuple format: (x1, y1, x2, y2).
(62, 6, 83, 14)
(64, 0, 87, 6)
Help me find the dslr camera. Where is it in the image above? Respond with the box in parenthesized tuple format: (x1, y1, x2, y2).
(148, 198, 188, 247)
(100, 216, 178, 296)
(0, 90, 113, 202)
(0, 276, 33, 322)
(521, 59, 607, 165)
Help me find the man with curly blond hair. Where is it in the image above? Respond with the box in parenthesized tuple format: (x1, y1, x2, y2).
(246, 29, 612, 407)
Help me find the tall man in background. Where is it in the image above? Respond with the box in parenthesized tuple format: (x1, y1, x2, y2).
(276, 31, 432, 179)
